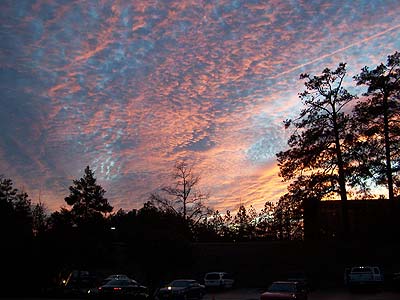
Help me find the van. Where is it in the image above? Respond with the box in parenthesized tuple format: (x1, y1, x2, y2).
(204, 272, 234, 289)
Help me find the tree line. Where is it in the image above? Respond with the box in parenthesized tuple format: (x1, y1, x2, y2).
(0, 164, 299, 296)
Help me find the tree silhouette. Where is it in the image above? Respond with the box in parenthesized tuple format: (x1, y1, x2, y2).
(0, 176, 18, 238)
(194, 209, 226, 241)
(65, 166, 113, 225)
(0, 175, 33, 239)
(0, 176, 34, 295)
(277, 63, 356, 238)
(274, 195, 303, 240)
(353, 51, 400, 204)
(233, 205, 250, 241)
(150, 161, 210, 224)
(13, 190, 33, 239)
(255, 201, 276, 239)
(32, 201, 48, 237)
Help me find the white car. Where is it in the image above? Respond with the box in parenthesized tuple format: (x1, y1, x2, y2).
(347, 266, 384, 288)
(204, 272, 234, 289)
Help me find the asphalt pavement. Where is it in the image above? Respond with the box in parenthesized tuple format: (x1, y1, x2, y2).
(204, 287, 400, 300)
(1, 287, 399, 300)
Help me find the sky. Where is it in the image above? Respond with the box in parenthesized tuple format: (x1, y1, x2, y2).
(0, 0, 399, 213)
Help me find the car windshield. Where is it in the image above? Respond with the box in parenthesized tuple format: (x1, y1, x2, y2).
(107, 275, 130, 280)
(268, 282, 296, 292)
(171, 280, 192, 287)
(206, 274, 220, 280)
(106, 279, 134, 286)
(352, 267, 372, 273)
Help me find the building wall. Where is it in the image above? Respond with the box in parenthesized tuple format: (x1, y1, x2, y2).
(304, 199, 400, 240)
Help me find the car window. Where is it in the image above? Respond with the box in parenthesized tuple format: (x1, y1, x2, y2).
(223, 273, 233, 280)
(205, 274, 220, 280)
(268, 282, 296, 292)
(171, 280, 192, 287)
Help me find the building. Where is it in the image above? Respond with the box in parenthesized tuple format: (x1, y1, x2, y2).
(304, 199, 400, 240)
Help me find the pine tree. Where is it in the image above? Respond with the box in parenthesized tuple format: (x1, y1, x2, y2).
(277, 63, 356, 238)
(65, 166, 113, 225)
(353, 51, 400, 203)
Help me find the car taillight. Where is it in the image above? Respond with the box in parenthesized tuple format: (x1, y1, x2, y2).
(98, 287, 102, 290)
(113, 287, 122, 290)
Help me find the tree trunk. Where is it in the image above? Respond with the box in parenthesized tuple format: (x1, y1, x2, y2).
(333, 110, 349, 239)
(382, 91, 395, 205)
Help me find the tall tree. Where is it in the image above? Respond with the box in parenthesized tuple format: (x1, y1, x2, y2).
(255, 201, 276, 239)
(0, 176, 34, 295)
(65, 166, 113, 225)
(222, 210, 235, 240)
(0, 176, 33, 239)
(277, 63, 356, 238)
(13, 191, 33, 239)
(353, 51, 400, 204)
(232, 205, 251, 241)
(150, 161, 210, 224)
(32, 201, 48, 236)
(202, 210, 226, 240)
(274, 194, 303, 240)
(0, 176, 17, 231)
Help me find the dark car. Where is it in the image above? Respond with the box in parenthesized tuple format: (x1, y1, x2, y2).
(260, 281, 308, 300)
(155, 279, 205, 300)
(392, 271, 400, 290)
(61, 270, 100, 296)
(95, 278, 149, 299)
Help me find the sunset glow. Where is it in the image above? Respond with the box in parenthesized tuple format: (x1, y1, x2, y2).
(0, 0, 399, 212)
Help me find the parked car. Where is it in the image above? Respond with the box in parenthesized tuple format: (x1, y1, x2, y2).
(155, 279, 205, 300)
(286, 270, 313, 291)
(61, 270, 100, 296)
(346, 266, 384, 289)
(391, 271, 400, 290)
(204, 272, 234, 289)
(94, 278, 149, 299)
(260, 281, 308, 300)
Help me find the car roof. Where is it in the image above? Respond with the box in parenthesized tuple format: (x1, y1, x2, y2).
(106, 278, 132, 282)
(172, 279, 197, 281)
(103, 278, 136, 285)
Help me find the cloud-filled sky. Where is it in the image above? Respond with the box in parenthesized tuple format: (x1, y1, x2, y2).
(1, 0, 399, 213)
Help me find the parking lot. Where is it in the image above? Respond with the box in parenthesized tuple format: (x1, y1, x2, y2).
(204, 287, 400, 300)
(2, 287, 399, 300)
